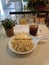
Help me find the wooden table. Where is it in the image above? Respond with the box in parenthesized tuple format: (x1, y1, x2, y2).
(0, 24, 49, 65)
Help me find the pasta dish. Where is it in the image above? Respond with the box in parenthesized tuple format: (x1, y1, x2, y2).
(11, 32, 34, 52)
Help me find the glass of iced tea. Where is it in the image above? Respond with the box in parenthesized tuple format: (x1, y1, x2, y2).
(29, 24, 38, 36)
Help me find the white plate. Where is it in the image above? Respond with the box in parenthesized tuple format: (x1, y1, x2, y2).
(8, 36, 41, 54)
(8, 37, 41, 54)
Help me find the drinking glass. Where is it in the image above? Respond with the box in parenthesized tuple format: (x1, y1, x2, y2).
(29, 24, 38, 36)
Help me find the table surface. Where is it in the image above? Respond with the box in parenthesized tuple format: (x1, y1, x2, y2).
(0, 24, 49, 65)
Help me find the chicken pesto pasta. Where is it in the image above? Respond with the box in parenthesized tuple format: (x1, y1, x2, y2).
(11, 32, 34, 52)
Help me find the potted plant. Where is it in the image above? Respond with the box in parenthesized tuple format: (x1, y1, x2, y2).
(27, 0, 39, 14)
(27, 0, 46, 12)
(1, 18, 15, 37)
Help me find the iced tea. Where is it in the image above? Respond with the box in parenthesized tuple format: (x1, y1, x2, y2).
(29, 24, 38, 36)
